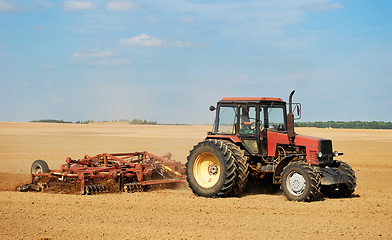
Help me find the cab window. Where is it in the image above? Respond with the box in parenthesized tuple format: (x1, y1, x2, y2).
(216, 106, 237, 134)
(268, 107, 285, 131)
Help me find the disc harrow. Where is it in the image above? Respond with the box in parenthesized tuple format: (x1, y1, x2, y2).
(18, 151, 186, 195)
(124, 183, 143, 193)
(85, 185, 109, 195)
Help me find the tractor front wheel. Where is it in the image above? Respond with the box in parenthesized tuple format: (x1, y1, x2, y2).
(281, 161, 321, 202)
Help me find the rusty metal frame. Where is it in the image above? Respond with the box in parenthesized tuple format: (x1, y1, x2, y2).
(29, 151, 185, 194)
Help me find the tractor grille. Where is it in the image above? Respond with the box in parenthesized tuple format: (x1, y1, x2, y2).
(318, 139, 333, 164)
(319, 139, 332, 154)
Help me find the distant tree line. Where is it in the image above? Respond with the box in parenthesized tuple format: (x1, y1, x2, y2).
(30, 118, 158, 125)
(30, 119, 72, 124)
(295, 121, 392, 129)
(75, 120, 95, 124)
(28, 119, 392, 128)
(129, 119, 158, 125)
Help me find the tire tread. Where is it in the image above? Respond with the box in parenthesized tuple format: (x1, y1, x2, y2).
(281, 161, 321, 202)
(186, 139, 236, 197)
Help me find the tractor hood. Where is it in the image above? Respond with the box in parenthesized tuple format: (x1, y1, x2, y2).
(267, 131, 332, 165)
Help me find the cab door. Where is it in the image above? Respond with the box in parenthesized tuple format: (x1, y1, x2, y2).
(238, 105, 262, 155)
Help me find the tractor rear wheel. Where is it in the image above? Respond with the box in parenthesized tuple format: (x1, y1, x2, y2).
(281, 161, 321, 202)
(186, 139, 236, 197)
(222, 141, 249, 197)
(31, 160, 50, 174)
(322, 161, 356, 198)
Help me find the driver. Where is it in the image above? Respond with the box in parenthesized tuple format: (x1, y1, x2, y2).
(240, 107, 255, 133)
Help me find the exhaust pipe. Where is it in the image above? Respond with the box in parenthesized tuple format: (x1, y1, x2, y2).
(287, 90, 295, 145)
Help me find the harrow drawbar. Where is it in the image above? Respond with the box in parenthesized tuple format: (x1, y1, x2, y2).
(18, 151, 186, 195)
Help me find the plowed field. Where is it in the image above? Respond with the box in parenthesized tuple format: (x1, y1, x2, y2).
(0, 122, 391, 239)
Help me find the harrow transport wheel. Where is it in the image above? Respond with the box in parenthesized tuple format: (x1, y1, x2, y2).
(281, 161, 321, 202)
(186, 139, 236, 197)
(31, 160, 49, 174)
(223, 141, 249, 197)
(322, 161, 356, 198)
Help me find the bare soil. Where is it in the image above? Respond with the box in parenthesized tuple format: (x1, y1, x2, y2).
(0, 122, 391, 239)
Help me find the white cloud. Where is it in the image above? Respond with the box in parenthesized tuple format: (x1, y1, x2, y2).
(71, 50, 113, 59)
(89, 59, 132, 66)
(41, 64, 54, 69)
(0, 1, 17, 12)
(51, 96, 64, 104)
(120, 34, 197, 48)
(17, 82, 28, 86)
(33, 26, 44, 31)
(302, 0, 343, 12)
(106, 1, 139, 12)
(174, 41, 196, 48)
(142, 0, 343, 38)
(43, 2, 54, 8)
(62, 1, 95, 11)
(180, 16, 195, 24)
(143, 1, 299, 37)
(120, 34, 163, 47)
(70, 49, 131, 66)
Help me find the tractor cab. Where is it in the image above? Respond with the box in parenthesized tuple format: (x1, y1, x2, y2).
(208, 97, 300, 157)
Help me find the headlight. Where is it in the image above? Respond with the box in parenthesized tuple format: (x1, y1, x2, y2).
(333, 151, 339, 157)
(317, 152, 323, 158)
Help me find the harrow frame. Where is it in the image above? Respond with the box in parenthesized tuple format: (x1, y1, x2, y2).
(24, 151, 186, 194)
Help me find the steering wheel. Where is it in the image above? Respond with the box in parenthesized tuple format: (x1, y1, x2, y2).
(277, 123, 285, 131)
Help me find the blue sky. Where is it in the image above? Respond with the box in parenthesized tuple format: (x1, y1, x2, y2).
(0, 0, 391, 124)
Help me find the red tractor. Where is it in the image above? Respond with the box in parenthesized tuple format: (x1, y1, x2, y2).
(186, 90, 356, 201)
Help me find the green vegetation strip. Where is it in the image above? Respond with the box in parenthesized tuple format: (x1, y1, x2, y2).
(295, 121, 392, 129)
(29, 120, 391, 129)
(29, 119, 182, 125)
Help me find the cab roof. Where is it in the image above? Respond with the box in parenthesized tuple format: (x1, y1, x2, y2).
(219, 97, 284, 103)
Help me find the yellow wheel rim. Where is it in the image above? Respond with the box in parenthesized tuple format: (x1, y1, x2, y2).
(193, 152, 221, 188)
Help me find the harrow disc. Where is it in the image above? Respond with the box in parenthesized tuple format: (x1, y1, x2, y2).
(84, 185, 108, 195)
(124, 182, 143, 193)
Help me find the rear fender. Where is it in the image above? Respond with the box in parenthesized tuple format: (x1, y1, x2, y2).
(206, 135, 242, 143)
(206, 135, 257, 156)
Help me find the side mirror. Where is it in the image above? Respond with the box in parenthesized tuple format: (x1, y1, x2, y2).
(209, 105, 216, 111)
(293, 103, 301, 120)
